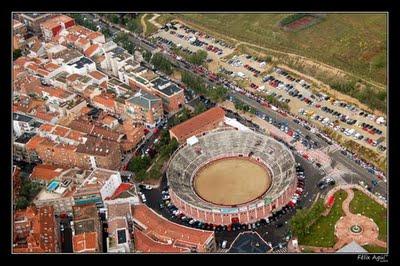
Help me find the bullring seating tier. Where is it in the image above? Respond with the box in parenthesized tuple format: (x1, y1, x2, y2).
(167, 129, 296, 210)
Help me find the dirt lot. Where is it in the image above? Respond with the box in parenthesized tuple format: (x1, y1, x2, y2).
(193, 157, 271, 206)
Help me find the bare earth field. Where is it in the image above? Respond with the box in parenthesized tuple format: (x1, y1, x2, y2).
(193, 157, 271, 206)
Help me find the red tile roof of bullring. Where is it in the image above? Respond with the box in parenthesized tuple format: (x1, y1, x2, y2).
(169, 106, 225, 141)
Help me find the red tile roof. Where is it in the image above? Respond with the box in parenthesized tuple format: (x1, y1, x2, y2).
(134, 229, 187, 253)
(26, 135, 46, 150)
(87, 31, 103, 40)
(93, 95, 116, 109)
(41, 15, 74, 30)
(132, 204, 213, 252)
(84, 44, 99, 57)
(44, 62, 61, 72)
(52, 125, 70, 137)
(72, 232, 98, 253)
(30, 164, 63, 182)
(88, 70, 106, 80)
(35, 110, 58, 122)
(13, 206, 58, 253)
(66, 33, 79, 43)
(110, 183, 133, 199)
(39, 123, 54, 132)
(66, 130, 85, 142)
(169, 107, 225, 141)
(76, 37, 89, 46)
(102, 115, 117, 125)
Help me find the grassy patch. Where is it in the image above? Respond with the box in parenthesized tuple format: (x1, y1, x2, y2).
(145, 21, 158, 37)
(155, 13, 176, 25)
(299, 190, 347, 247)
(362, 245, 387, 253)
(349, 189, 387, 241)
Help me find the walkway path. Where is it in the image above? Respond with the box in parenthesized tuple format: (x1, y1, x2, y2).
(140, 14, 148, 36)
(333, 188, 386, 249)
(149, 13, 162, 28)
(301, 187, 386, 252)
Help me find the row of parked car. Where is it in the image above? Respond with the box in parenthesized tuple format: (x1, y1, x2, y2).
(357, 121, 383, 135)
(264, 75, 313, 105)
(273, 68, 386, 131)
(289, 164, 306, 207)
(317, 177, 336, 190)
(274, 68, 311, 90)
(173, 23, 232, 51)
(179, 23, 234, 49)
(340, 149, 386, 181)
(206, 44, 223, 55)
(244, 64, 261, 77)
(155, 36, 176, 48)
(320, 106, 357, 125)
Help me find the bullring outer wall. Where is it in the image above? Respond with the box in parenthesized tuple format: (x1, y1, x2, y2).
(167, 128, 297, 225)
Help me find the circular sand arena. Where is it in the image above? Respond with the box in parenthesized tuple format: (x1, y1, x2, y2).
(193, 157, 272, 206)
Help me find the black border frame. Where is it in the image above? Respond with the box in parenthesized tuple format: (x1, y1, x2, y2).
(2, 0, 399, 264)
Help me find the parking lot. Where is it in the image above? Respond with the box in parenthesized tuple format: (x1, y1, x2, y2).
(151, 21, 387, 155)
(152, 22, 235, 62)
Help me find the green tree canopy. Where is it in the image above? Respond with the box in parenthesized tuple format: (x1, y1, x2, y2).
(151, 53, 173, 75)
(188, 50, 208, 65)
(13, 49, 22, 61)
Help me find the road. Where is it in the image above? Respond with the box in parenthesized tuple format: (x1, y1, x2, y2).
(87, 13, 386, 195)
(331, 150, 387, 197)
(59, 217, 73, 253)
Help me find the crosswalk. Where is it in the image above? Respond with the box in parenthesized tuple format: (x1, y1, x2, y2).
(272, 247, 288, 253)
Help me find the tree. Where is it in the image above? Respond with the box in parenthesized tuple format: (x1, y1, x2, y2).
(178, 107, 191, 122)
(20, 180, 41, 200)
(209, 86, 228, 103)
(151, 53, 173, 75)
(181, 71, 206, 95)
(101, 27, 112, 39)
(194, 102, 207, 115)
(13, 49, 22, 60)
(143, 50, 152, 62)
(135, 169, 147, 181)
(126, 18, 140, 33)
(15, 197, 29, 210)
(188, 50, 208, 65)
(129, 156, 151, 173)
(107, 14, 121, 24)
(168, 138, 179, 155)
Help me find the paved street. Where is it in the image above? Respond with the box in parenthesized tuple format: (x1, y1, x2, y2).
(59, 217, 73, 253)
